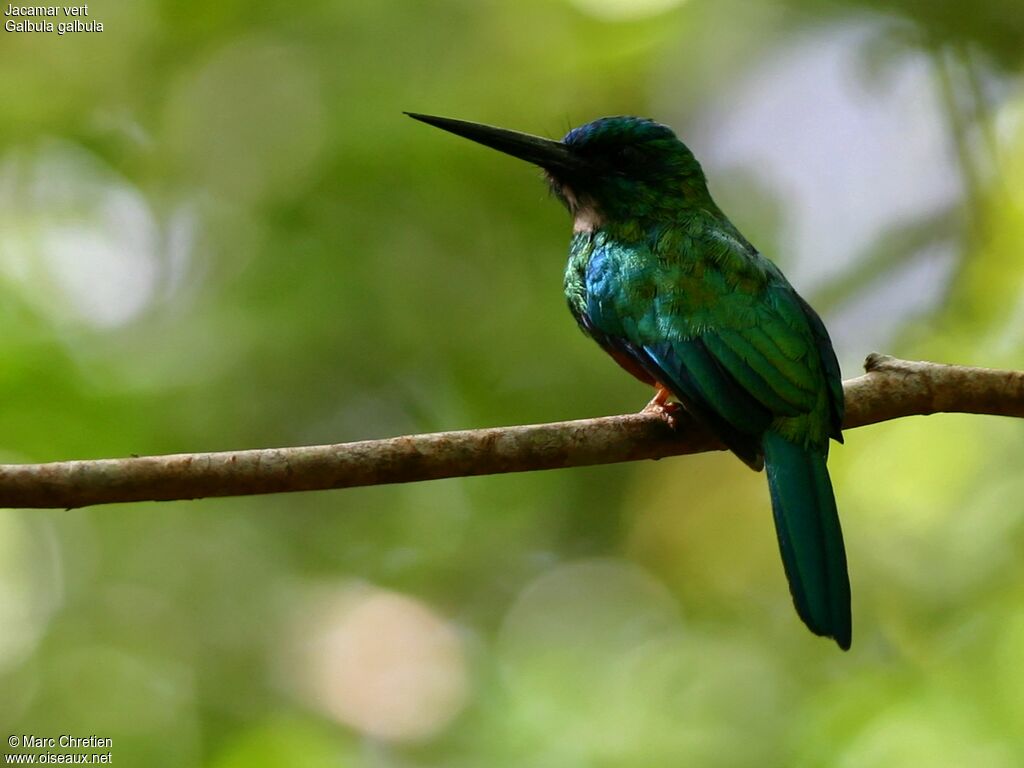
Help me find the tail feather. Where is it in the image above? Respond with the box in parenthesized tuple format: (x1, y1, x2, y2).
(763, 430, 851, 650)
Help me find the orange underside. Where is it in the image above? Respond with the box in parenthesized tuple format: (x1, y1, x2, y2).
(607, 347, 657, 386)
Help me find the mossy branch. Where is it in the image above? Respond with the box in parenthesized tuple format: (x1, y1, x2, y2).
(1, 354, 1022, 509)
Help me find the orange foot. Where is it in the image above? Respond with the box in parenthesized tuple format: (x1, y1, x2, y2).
(641, 385, 684, 429)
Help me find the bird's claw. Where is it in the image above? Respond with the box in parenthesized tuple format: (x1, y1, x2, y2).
(641, 387, 684, 430)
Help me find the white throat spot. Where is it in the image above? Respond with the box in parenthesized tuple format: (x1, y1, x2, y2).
(573, 206, 604, 233)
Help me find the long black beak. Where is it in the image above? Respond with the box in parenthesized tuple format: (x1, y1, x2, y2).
(405, 113, 585, 176)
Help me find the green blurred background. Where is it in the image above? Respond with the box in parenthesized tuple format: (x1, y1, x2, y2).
(2, 0, 1024, 765)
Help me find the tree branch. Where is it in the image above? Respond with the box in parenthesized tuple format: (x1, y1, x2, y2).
(2, 354, 1022, 509)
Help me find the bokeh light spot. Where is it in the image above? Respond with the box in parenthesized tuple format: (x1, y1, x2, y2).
(566, 0, 688, 21)
(0, 142, 167, 329)
(166, 38, 325, 204)
(296, 585, 470, 743)
(0, 514, 62, 673)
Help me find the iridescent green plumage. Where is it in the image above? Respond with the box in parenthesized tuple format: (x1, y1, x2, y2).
(409, 112, 852, 649)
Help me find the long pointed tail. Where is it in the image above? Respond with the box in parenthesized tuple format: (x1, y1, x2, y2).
(763, 430, 851, 650)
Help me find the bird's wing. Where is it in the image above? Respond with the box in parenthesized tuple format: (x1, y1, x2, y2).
(584, 242, 834, 463)
(792, 294, 845, 442)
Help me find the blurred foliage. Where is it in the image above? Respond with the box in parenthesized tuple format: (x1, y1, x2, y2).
(1, 0, 1024, 765)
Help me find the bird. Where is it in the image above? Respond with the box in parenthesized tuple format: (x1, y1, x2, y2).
(407, 112, 851, 650)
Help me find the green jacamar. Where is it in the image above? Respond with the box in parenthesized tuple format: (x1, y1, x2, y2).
(408, 112, 851, 649)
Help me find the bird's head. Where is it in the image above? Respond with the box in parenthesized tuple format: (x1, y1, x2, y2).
(406, 113, 712, 233)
